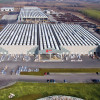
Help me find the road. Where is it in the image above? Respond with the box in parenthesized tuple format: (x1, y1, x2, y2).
(0, 73, 100, 89)
(0, 56, 100, 69)
(0, 56, 100, 88)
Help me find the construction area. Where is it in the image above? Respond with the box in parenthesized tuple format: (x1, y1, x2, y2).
(51, 13, 96, 28)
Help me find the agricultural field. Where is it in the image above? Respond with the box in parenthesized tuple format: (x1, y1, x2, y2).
(81, 9, 100, 22)
(0, 0, 14, 3)
(0, 82, 100, 100)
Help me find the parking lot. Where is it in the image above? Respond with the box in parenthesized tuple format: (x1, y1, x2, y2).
(0, 54, 35, 62)
(0, 55, 100, 88)
(0, 55, 100, 76)
(0, 54, 95, 63)
(63, 54, 83, 62)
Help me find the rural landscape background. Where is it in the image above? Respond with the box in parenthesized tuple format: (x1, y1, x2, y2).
(0, 0, 100, 24)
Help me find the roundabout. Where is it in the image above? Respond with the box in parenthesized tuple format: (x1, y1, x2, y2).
(37, 95, 84, 100)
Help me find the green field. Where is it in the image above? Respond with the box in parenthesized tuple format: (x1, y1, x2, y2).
(81, 9, 100, 22)
(20, 68, 100, 76)
(0, 82, 100, 100)
(0, 0, 14, 3)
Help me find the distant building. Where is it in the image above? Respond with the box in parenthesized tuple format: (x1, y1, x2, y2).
(18, 7, 48, 23)
(1, 7, 14, 12)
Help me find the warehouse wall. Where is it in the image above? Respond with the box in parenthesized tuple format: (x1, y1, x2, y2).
(0, 45, 37, 55)
(62, 45, 98, 55)
(39, 48, 61, 54)
(0, 45, 99, 55)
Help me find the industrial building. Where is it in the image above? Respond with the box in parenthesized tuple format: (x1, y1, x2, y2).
(0, 24, 100, 60)
(18, 7, 48, 23)
(1, 7, 14, 12)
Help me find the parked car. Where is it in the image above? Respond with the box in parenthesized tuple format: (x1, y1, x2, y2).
(64, 79, 67, 83)
(47, 79, 56, 83)
(91, 79, 100, 83)
(47, 79, 49, 82)
(96, 72, 99, 75)
(44, 72, 50, 75)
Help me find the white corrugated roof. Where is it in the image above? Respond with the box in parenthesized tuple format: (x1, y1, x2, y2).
(19, 7, 48, 19)
(0, 24, 100, 50)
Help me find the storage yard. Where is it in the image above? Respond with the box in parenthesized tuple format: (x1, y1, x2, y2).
(52, 13, 96, 27)
(52, 13, 87, 23)
(1, 15, 18, 20)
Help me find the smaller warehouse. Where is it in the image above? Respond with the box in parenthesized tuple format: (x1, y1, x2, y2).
(18, 7, 48, 23)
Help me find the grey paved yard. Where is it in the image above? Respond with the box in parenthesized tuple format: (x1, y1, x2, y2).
(0, 56, 100, 76)
(0, 73, 100, 89)
(0, 56, 100, 88)
(0, 56, 100, 70)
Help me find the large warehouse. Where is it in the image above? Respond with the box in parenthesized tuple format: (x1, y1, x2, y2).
(18, 7, 48, 22)
(0, 23, 100, 58)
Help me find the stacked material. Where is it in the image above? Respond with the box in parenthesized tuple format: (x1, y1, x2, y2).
(2, 15, 18, 20)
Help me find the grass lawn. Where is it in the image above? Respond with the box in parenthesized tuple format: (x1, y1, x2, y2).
(0, 82, 100, 100)
(20, 68, 100, 76)
(81, 9, 100, 21)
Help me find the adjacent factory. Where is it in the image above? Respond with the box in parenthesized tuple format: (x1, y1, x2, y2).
(18, 7, 48, 22)
(0, 24, 100, 58)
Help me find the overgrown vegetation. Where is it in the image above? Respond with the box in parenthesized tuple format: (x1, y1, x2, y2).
(0, 82, 100, 100)
(81, 9, 100, 22)
(0, 0, 14, 3)
(20, 68, 100, 76)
